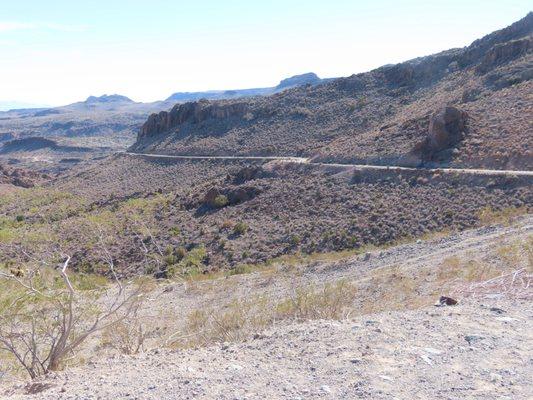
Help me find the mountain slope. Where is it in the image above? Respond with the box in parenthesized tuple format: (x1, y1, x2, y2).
(131, 13, 533, 170)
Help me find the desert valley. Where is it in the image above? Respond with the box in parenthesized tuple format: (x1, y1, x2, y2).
(0, 8, 531, 400)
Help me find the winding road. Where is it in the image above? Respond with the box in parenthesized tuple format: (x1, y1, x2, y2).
(124, 152, 533, 177)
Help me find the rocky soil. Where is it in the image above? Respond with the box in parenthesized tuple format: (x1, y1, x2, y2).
(30, 153, 529, 275)
(2, 216, 531, 399)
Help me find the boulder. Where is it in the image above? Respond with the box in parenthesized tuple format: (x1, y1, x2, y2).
(427, 106, 467, 152)
(203, 188, 222, 207)
(226, 186, 261, 205)
(412, 106, 468, 163)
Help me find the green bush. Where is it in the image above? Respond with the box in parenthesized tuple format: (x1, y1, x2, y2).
(233, 222, 249, 235)
(167, 245, 207, 278)
(213, 195, 229, 208)
(289, 235, 301, 246)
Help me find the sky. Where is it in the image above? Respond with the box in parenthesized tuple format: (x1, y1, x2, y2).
(0, 0, 531, 107)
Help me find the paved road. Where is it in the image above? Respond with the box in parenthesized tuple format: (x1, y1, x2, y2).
(124, 152, 533, 177)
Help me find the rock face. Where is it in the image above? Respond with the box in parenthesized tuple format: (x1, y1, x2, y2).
(139, 101, 249, 139)
(412, 106, 468, 163)
(476, 37, 532, 74)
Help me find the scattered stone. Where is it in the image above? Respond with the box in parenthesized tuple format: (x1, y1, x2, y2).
(490, 373, 503, 383)
(320, 385, 332, 394)
(420, 354, 433, 365)
(423, 347, 443, 355)
(496, 317, 518, 323)
(465, 335, 484, 345)
(435, 296, 458, 306)
(228, 364, 243, 371)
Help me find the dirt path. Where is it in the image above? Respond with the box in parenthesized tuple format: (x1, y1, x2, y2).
(124, 152, 533, 177)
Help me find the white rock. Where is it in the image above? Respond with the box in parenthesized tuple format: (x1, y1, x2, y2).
(229, 364, 244, 371)
(320, 385, 332, 393)
(423, 347, 443, 355)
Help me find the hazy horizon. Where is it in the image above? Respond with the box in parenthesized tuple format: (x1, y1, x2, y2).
(1, 0, 531, 107)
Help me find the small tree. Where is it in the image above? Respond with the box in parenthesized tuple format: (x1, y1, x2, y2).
(0, 244, 144, 378)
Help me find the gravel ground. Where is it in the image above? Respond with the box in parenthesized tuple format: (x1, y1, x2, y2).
(4, 298, 531, 400)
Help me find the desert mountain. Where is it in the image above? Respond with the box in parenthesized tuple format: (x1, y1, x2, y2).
(166, 72, 324, 102)
(0, 74, 325, 171)
(132, 13, 533, 170)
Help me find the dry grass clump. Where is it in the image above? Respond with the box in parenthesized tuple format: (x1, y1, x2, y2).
(275, 281, 357, 321)
(478, 206, 529, 226)
(168, 280, 357, 348)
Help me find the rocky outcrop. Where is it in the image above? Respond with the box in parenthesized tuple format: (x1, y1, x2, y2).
(139, 101, 250, 139)
(0, 163, 47, 188)
(412, 106, 468, 163)
(203, 186, 262, 208)
(476, 37, 532, 74)
(427, 106, 467, 152)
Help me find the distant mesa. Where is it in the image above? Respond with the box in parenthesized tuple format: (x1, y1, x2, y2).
(276, 72, 321, 89)
(166, 73, 324, 102)
(84, 94, 134, 104)
(0, 137, 94, 154)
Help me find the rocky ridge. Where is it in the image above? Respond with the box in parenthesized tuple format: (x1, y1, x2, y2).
(131, 13, 533, 170)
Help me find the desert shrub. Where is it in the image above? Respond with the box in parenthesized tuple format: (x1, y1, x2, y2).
(0, 228, 15, 243)
(213, 195, 229, 208)
(227, 264, 254, 276)
(275, 281, 357, 321)
(169, 226, 181, 236)
(220, 219, 234, 230)
(289, 234, 301, 246)
(243, 112, 254, 121)
(0, 258, 143, 378)
(290, 107, 312, 118)
(233, 222, 249, 235)
(478, 206, 528, 226)
(167, 245, 207, 278)
(436, 256, 501, 282)
(356, 96, 367, 109)
(170, 280, 357, 348)
(100, 306, 161, 355)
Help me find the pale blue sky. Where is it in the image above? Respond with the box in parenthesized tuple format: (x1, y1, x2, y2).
(1, 0, 531, 106)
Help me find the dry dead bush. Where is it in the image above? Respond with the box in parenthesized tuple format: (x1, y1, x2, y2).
(478, 206, 529, 226)
(0, 243, 146, 379)
(275, 281, 357, 321)
(168, 280, 357, 348)
(100, 311, 160, 355)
